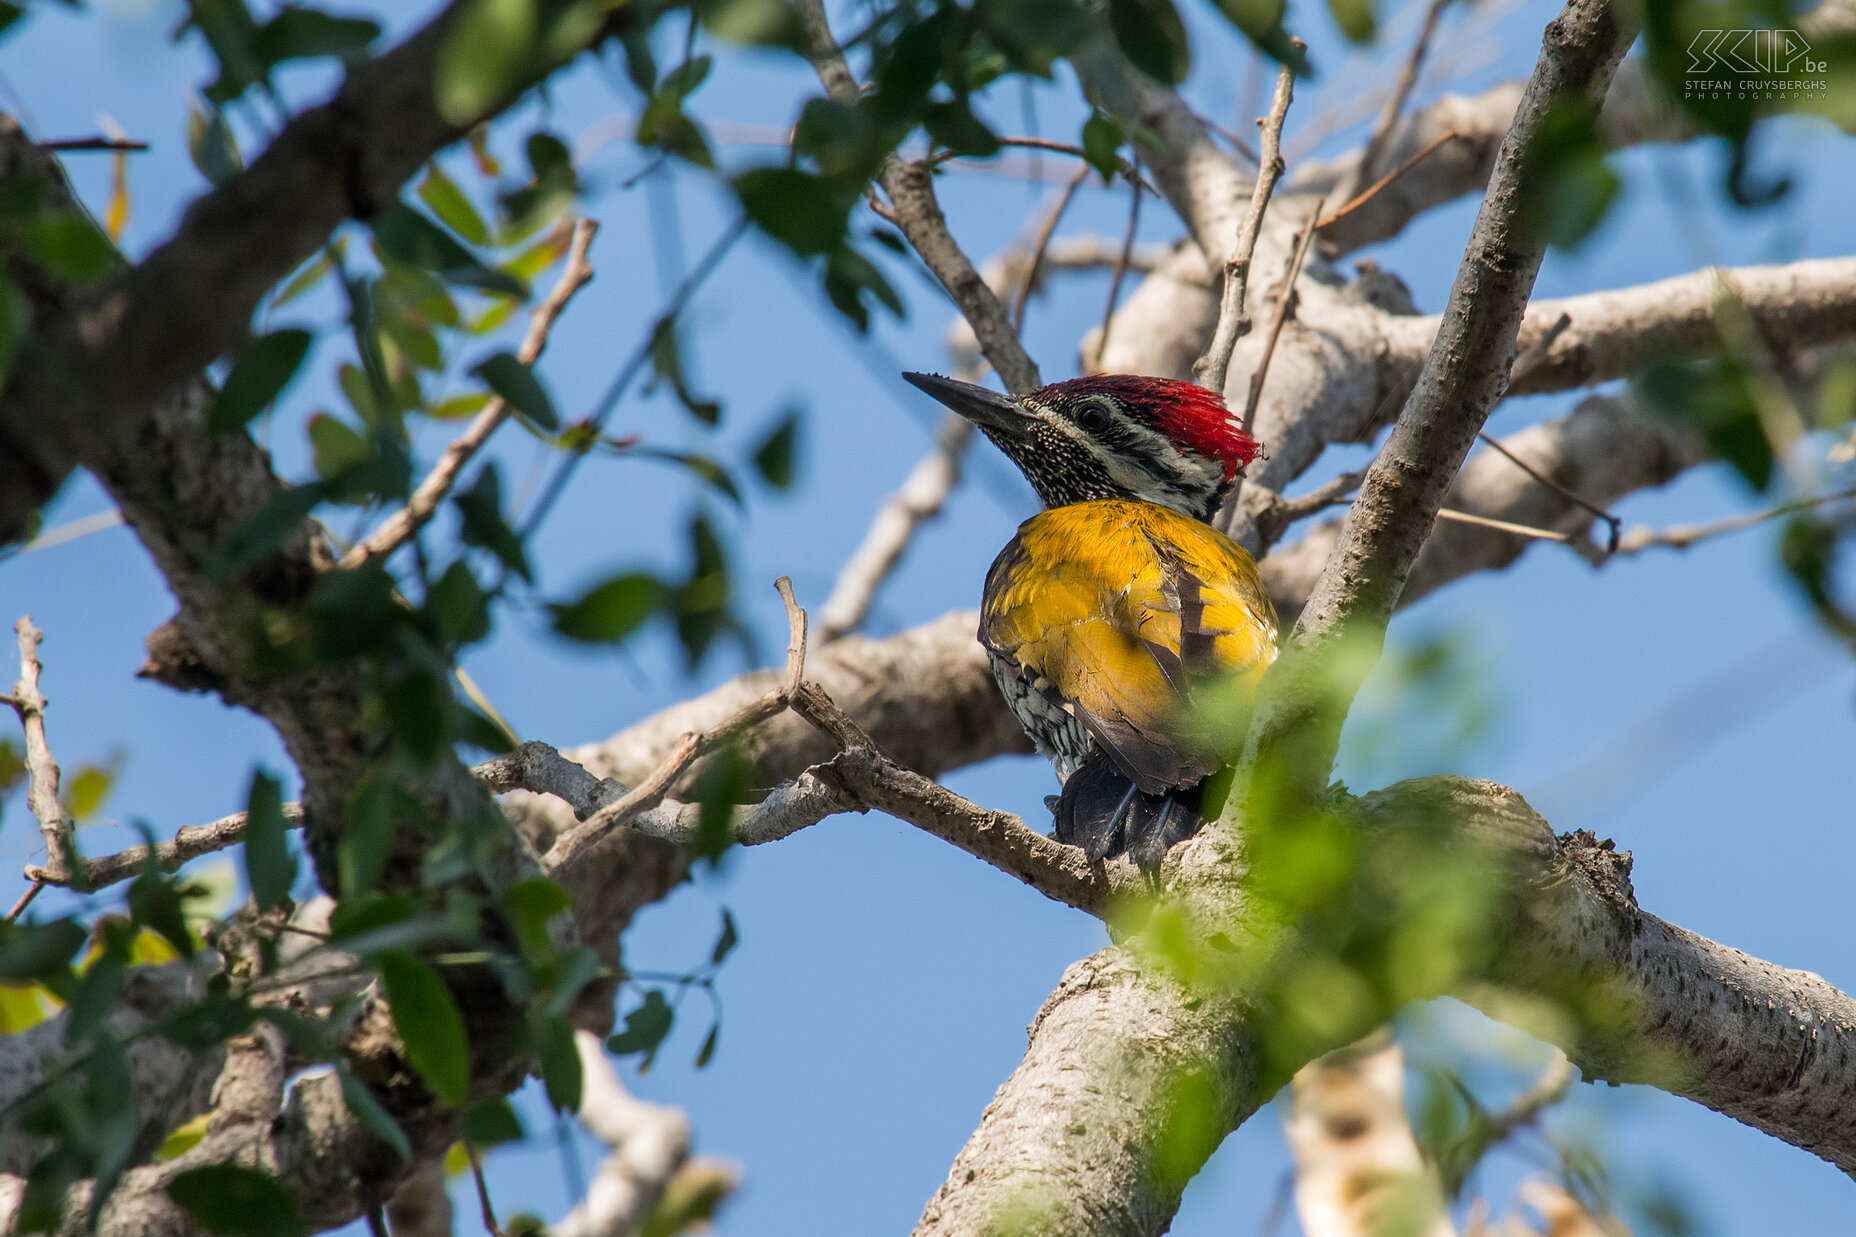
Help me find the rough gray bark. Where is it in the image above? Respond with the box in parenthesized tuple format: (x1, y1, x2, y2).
(1245, 0, 1639, 795)
(912, 777, 1856, 1237)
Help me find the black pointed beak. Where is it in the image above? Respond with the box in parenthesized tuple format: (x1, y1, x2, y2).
(902, 372, 1034, 435)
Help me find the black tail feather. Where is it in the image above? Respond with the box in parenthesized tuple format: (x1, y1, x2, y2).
(1054, 752, 1206, 869)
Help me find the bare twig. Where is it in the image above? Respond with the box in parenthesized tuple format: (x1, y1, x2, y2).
(816, 413, 974, 643)
(1240, 198, 1326, 435)
(37, 136, 149, 152)
(28, 802, 306, 892)
(342, 217, 599, 569)
(1484, 1052, 1575, 1145)
(1352, 0, 1455, 196)
(464, 1143, 505, 1237)
(1014, 166, 1090, 333)
(542, 578, 810, 869)
(10, 618, 75, 887)
(1089, 175, 1145, 373)
(1194, 51, 1299, 397)
(1314, 130, 1464, 232)
(1612, 484, 1856, 556)
(796, 0, 1040, 394)
(1433, 508, 1579, 543)
(927, 137, 1157, 195)
(783, 680, 1135, 913)
(6, 880, 43, 923)
(1471, 432, 1621, 553)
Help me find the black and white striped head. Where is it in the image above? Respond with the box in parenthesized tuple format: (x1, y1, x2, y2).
(903, 372, 1261, 521)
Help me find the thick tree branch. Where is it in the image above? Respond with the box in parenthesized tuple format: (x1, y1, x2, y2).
(1244, 0, 1638, 795)
(913, 776, 1856, 1236)
(0, 3, 626, 546)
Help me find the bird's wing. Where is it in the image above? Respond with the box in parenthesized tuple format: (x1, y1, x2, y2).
(980, 500, 1278, 793)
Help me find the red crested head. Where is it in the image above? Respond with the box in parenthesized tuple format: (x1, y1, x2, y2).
(1031, 375, 1261, 481)
(903, 370, 1263, 521)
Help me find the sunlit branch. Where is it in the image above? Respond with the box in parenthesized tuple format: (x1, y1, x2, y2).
(1194, 54, 1297, 398)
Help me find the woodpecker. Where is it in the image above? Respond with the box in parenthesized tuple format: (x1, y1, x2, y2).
(903, 371, 1278, 868)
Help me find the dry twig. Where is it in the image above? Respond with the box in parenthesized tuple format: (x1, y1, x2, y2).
(1611, 484, 1856, 557)
(342, 217, 599, 569)
(1090, 175, 1145, 373)
(1350, 0, 1455, 198)
(1014, 166, 1090, 332)
(1315, 130, 1464, 232)
(10, 617, 76, 888)
(542, 578, 811, 869)
(1434, 508, 1579, 543)
(1240, 198, 1327, 435)
(1194, 52, 1300, 397)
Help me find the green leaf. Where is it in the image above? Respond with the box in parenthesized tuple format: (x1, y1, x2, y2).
(206, 481, 327, 579)
(432, 391, 493, 420)
(463, 1096, 525, 1147)
(711, 908, 739, 965)
(373, 202, 527, 298)
(158, 990, 258, 1049)
(336, 1064, 411, 1161)
(629, 447, 742, 506)
(0, 269, 27, 389)
(1108, 0, 1190, 85)
(824, 245, 903, 333)
(308, 413, 371, 481)
(526, 131, 574, 178)
(694, 1020, 720, 1068)
(243, 769, 296, 912)
(533, 1010, 583, 1110)
(502, 877, 571, 961)
(187, 103, 243, 186)
(252, 6, 379, 66)
(620, 29, 657, 92)
(1634, 359, 1773, 490)
(751, 411, 800, 489)
(1519, 99, 1619, 250)
(427, 561, 491, 645)
(550, 572, 664, 643)
(275, 248, 335, 307)
(733, 167, 850, 256)
(168, 1165, 306, 1237)
(1326, 0, 1375, 42)
(702, 0, 806, 50)
(418, 164, 490, 246)
(208, 328, 313, 434)
(454, 465, 531, 581)
(688, 741, 750, 865)
(0, 5, 25, 41)
(435, 0, 537, 125)
(128, 873, 197, 960)
(647, 317, 722, 423)
(62, 761, 113, 819)
(606, 989, 674, 1069)
(923, 99, 1000, 158)
(25, 214, 114, 282)
(1081, 110, 1124, 182)
(471, 351, 558, 430)
(378, 951, 470, 1107)
(62, 956, 121, 1046)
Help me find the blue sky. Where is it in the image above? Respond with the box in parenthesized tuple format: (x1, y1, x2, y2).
(1, 0, 1853, 1233)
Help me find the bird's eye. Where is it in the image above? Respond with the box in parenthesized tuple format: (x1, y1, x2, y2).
(1075, 400, 1114, 434)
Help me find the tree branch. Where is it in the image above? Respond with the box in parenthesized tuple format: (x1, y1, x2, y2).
(1194, 57, 1297, 396)
(8, 617, 74, 886)
(1244, 0, 1639, 796)
(342, 216, 599, 570)
(795, 0, 1040, 393)
(912, 776, 1856, 1236)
